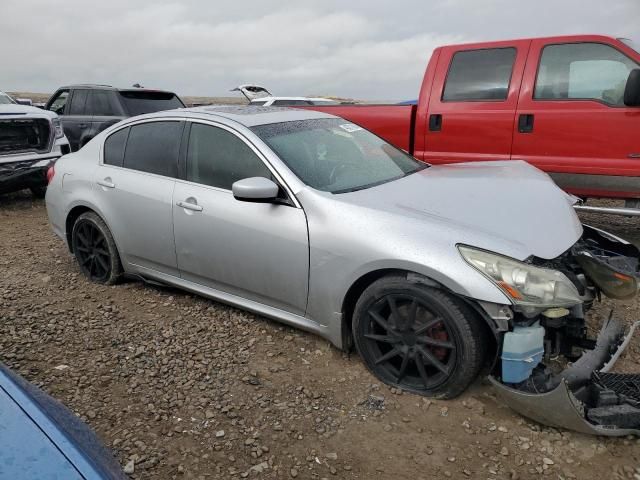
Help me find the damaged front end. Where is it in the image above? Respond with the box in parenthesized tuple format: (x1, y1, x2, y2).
(489, 225, 640, 435)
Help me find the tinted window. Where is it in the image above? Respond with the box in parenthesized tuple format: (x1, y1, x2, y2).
(186, 123, 272, 190)
(103, 127, 129, 167)
(123, 121, 181, 177)
(534, 43, 639, 106)
(48, 91, 69, 115)
(68, 90, 88, 115)
(118, 91, 184, 116)
(252, 118, 426, 194)
(87, 91, 118, 116)
(443, 48, 516, 101)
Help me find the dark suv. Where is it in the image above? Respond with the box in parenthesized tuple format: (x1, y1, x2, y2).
(45, 85, 185, 151)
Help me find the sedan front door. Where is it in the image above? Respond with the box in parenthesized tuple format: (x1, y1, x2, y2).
(172, 121, 309, 315)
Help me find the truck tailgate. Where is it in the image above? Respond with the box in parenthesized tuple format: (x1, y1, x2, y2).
(300, 105, 416, 154)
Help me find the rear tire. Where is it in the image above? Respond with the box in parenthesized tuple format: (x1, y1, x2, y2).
(352, 275, 486, 399)
(71, 212, 123, 285)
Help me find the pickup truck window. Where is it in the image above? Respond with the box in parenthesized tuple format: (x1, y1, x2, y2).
(534, 43, 639, 106)
(252, 118, 426, 194)
(442, 48, 516, 101)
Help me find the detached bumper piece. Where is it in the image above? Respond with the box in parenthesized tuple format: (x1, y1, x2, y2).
(491, 318, 640, 436)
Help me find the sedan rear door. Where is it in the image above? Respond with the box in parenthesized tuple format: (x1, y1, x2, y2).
(94, 119, 183, 276)
(172, 121, 309, 315)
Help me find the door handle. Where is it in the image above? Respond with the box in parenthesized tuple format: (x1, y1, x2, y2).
(518, 114, 534, 133)
(428, 114, 442, 132)
(177, 200, 203, 212)
(97, 178, 115, 188)
(78, 123, 88, 128)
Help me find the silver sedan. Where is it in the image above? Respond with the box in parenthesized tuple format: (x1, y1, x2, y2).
(45, 107, 640, 427)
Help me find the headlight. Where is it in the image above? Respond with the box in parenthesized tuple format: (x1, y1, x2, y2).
(458, 245, 582, 310)
(52, 118, 64, 139)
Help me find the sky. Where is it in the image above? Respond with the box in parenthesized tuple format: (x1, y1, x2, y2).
(1, 0, 639, 100)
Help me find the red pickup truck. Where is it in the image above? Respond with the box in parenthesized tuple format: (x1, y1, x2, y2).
(306, 34, 640, 208)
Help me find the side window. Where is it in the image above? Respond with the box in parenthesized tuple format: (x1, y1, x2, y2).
(48, 90, 69, 115)
(122, 121, 181, 177)
(186, 123, 272, 190)
(87, 91, 118, 116)
(534, 43, 639, 106)
(103, 127, 129, 167)
(442, 48, 517, 101)
(68, 90, 88, 115)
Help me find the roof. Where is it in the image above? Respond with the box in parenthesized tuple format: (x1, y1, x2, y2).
(56, 84, 177, 94)
(180, 105, 336, 127)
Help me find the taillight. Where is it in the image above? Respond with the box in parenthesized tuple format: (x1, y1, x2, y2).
(46, 164, 56, 184)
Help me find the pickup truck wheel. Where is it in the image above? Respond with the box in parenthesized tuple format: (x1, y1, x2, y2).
(71, 212, 123, 285)
(353, 276, 486, 399)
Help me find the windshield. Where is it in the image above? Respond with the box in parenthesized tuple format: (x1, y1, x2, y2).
(118, 91, 184, 116)
(0, 93, 15, 105)
(252, 118, 427, 193)
(620, 38, 640, 54)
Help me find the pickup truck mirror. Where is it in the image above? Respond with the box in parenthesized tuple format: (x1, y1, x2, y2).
(624, 69, 640, 107)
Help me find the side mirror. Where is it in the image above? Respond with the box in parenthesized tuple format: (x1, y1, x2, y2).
(232, 177, 279, 203)
(624, 69, 640, 107)
(15, 98, 33, 106)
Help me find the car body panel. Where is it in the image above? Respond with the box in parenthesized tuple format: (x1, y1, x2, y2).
(0, 364, 127, 479)
(173, 180, 310, 315)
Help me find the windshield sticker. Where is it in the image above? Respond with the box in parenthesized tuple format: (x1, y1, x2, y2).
(339, 123, 363, 133)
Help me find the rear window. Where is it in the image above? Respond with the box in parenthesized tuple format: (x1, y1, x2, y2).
(443, 48, 517, 101)
(122, 121, 182, 177)
(118, 91, 184, 116)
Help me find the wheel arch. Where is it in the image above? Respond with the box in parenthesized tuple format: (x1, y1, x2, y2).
(340, 268, 499, 364)
(64, 203, 114, 254)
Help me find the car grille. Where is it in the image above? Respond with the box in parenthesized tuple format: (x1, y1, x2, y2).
(0, 118, 52, 155)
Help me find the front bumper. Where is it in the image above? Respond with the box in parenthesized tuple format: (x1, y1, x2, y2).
(0, 138, 69, 195)
(491, 317, 640, 436)
(489, 225, 640, 435)
(0, 158, 53, 194)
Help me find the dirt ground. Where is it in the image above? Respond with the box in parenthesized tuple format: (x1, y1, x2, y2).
(1, 192, 639, 480)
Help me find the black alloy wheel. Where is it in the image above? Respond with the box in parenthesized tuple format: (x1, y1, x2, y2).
(71, 212, 123, 284)
(353, 276, 486, 399)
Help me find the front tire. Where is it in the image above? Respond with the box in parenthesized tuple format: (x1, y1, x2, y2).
(352, 275, 486, 399)
(71, 212, 123, 284)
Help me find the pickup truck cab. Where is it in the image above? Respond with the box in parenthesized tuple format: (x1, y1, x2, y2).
(306, 35, 640, 204)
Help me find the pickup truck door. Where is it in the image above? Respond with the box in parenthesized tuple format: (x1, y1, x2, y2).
(512, 36, 640, 199)
(423, 40, 529, 164)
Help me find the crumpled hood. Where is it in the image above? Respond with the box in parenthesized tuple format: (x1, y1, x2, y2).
(336, 161, 583, 260)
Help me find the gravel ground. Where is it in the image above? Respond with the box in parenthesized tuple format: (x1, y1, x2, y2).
(1, 192, 639, 480)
